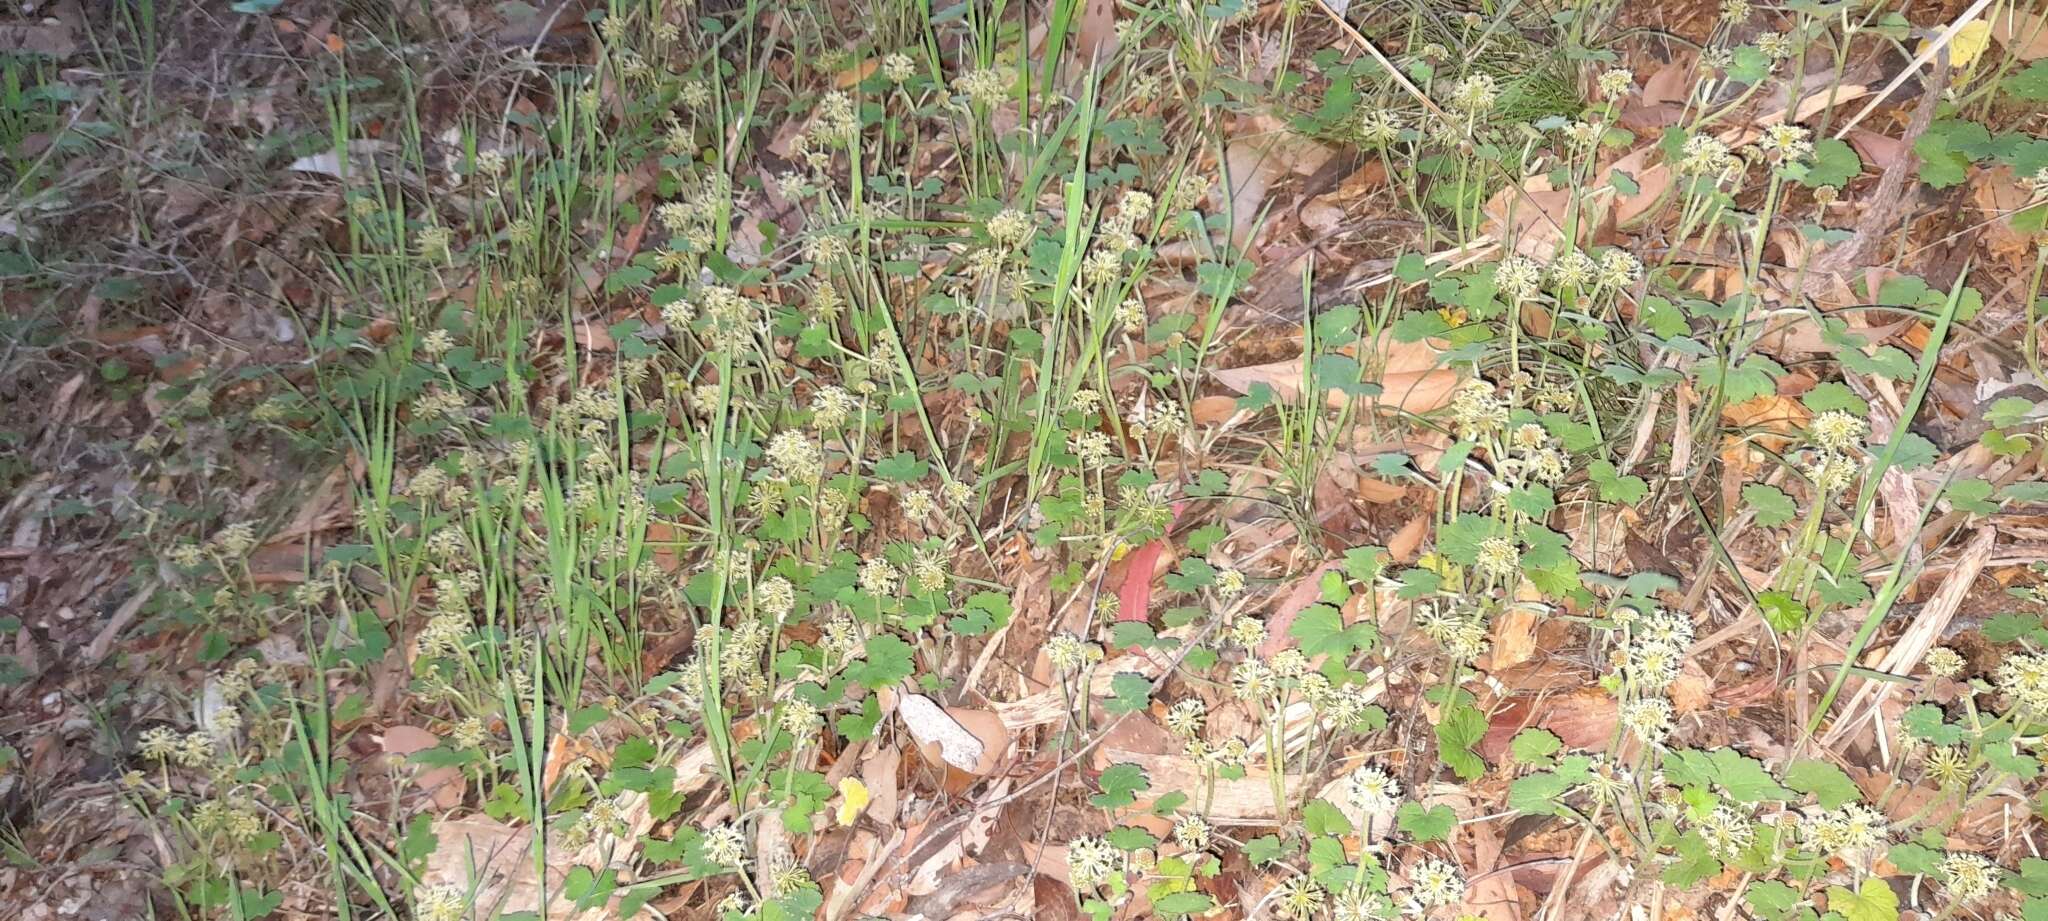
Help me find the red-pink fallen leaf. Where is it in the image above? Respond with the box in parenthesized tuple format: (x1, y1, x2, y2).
(1115, 502, 1185, 623)
(1257, 561, 1341, 659)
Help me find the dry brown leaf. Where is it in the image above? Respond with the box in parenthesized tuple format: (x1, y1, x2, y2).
(379, 725, 465, 810)
(1480, 689, 1617, 759)
(1639, 60, 1694, 108)
(0, 21, 78, 58)
(1257, 561, 1341, 659)
(1721, 394, 1809, 445)
(1481, 174, 1610, 260)
(859, 745, 902, 827)
(1101, 747, 1308, 824)
(1847, 128, 1907, 171)
(1215, 123, 1335, 247)
(1670, 663, 1712, 714)
(1992, 8, 2048, 60)
(1075, 0, 1118, 60)
(1190, 394, 1242, 426)
(1601, 146, 1673, 227)
(1388, 514, 1429, 562)
(1483, 606, 1542, 671)
(834, 57, 880, 88)
(1563, 502, 1633, 568)
(1318, 454, 1409, 505)
(903, 779, 1008, 896)
(1719, 395, 1809, 480)
(1462, 818, 1525, 921)
(1211, 333, 1464, 415)
(1972, 165, 2048, 263)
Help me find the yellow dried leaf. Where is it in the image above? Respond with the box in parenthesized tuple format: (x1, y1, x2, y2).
(835, 776, 869, 827)
(1928, 20, 1991, 71)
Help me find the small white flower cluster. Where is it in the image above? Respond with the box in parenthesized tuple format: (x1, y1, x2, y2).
(1402, 857, 1467, 913)
(1066, 833, 1127, 890)
(138, 725, 218, 768)
(1448, 74, 1497, 117)
(952, 67, 1010, 109)
(1799, 802, 1887, 855)
(414, 886, 467, 921)
(1345, 763, 1403, 813)
(1045, 632, 1102, 673)
(701, 823, 746, 867)
(1678, 134, 1743, 184)
(765, 430, 823, 484)
(1358, 109, 1404, 145)
(881, 52, 916, 84)
(1598, 68, 1634, 98)
(1940, 851, 1999, 904)
(1692, 804, 1755, 860)
(1501, 421, 1568, 486)
(1416, 603, 1489, 662)
(1756, 124, 1814, 166)
(1449, 382, 1509, 439)
(1080, 188, 1154, 286)
(813, 92, 860, 144)
(1998, 651, 2048, 718)
(857, 557, 899, 597)
(1618, 606, 1694, 694)
(1804, 410, 1867, 493)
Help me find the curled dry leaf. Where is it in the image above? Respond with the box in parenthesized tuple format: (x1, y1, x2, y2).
(1388, 513, 1430, 562)
(1462, 818, 1526, 921)
(833, 56, 880, 88)
(1669, 662, 1713, 714)
(0, 21, 79, 59)
(1114, 501, 1184, 625)
(1190, 394, 1244, 427)
(1483, 605, 1542, 671)
(1211, 332, 1464, 415)
(1074, 0, 1118, 60)
(1718, 394, 1809, 482)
